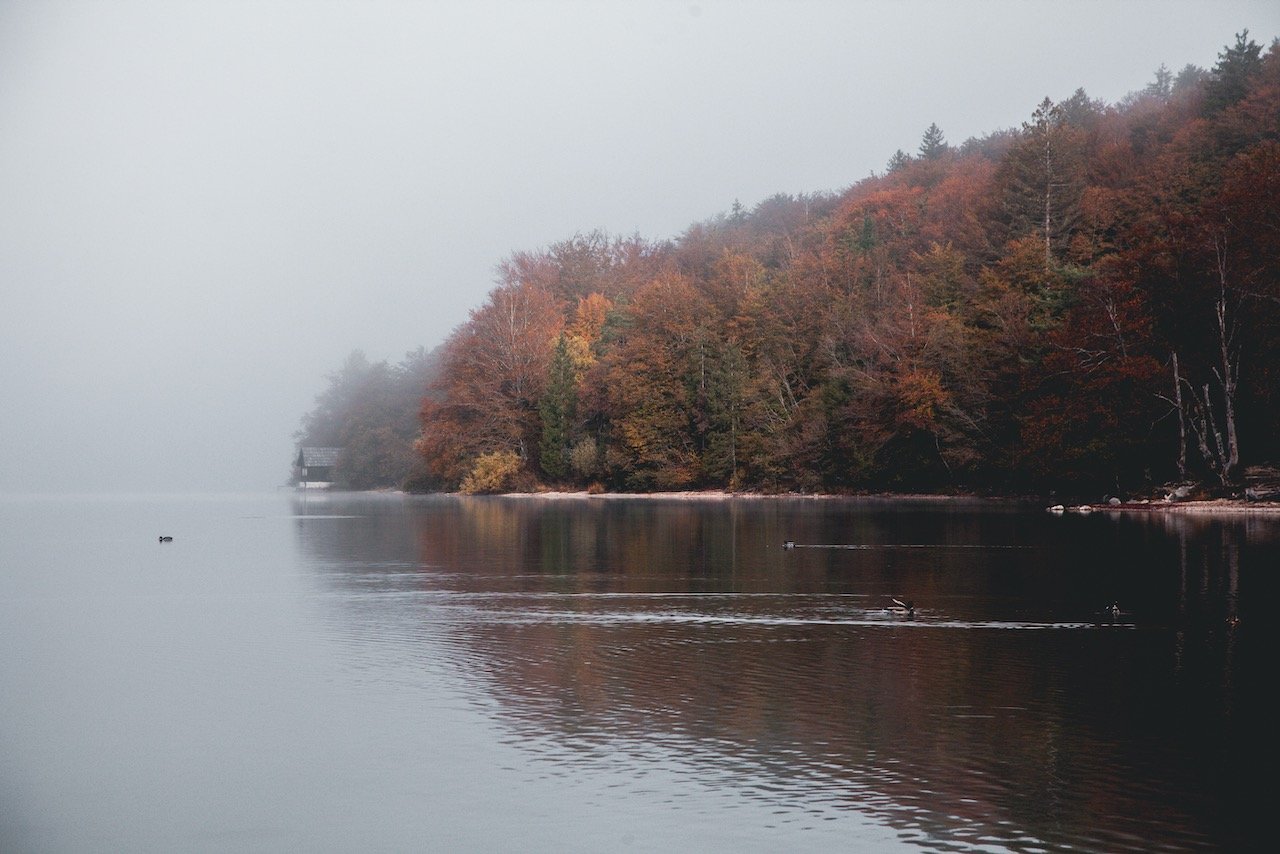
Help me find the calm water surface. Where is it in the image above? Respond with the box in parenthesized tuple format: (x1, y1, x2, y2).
(0, 492, 1271, 852)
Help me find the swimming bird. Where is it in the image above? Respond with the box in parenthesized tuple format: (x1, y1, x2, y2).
(782, 540, 795, 550)
(890, 597, 915, 617)
(158, 536, 173, 543)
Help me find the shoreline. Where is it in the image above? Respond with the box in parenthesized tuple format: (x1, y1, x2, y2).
(1104, 499, 1280, 515)
(336, 487, 1280, 515)
(490, 489, 1280, 514)
(499, 489, 1011, 502)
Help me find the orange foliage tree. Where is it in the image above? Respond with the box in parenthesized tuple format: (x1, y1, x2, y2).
(410, 37, 1279, 496)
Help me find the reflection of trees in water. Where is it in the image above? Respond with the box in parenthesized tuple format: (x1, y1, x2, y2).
(1131, 511, 1276, 741)
(294, 495, 1270, 851)
(473, 616, 1113, 843)
(407, 499, 1261, 851)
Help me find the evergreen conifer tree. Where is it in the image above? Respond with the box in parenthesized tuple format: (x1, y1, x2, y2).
(919, 123, 948, 159)
(1204, 30, 1262, 114)
(538, 334, 577, 479)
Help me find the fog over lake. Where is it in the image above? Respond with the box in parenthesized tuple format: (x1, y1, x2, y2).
(2, 493, 1272, 851)
(2, 0, 1278, 494)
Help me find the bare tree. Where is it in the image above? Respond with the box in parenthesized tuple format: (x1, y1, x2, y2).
(1178, 239, 1241, 486)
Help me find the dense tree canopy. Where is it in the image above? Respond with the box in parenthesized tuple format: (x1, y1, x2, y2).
(412, 36, 1280, 497)
(307, 35, 1280, 498)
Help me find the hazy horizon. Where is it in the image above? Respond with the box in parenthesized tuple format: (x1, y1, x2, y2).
(3, 1, 1277, 493)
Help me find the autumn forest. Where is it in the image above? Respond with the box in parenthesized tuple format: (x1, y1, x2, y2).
(296, 34, 1280, 499)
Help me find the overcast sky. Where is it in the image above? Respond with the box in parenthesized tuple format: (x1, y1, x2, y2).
(2, 1, 1277, 494)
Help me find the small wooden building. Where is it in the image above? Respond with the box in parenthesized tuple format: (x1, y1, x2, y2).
(296, 447, 342, 489)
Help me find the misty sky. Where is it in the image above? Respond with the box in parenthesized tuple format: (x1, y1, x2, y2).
(2, 1, 1277, 493)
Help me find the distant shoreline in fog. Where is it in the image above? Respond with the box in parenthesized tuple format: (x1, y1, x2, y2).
(336, 488, 1280, 514)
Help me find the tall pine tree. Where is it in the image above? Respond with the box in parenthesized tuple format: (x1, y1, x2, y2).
(1204, 30, 1262, 114)
(919, 123, 948, 159)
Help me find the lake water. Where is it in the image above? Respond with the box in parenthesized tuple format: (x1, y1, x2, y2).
(0, 492, 1271, 852)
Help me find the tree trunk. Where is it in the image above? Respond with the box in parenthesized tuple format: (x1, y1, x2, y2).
(1214, 241, 1240, 482)
(1172, 352, 1186, 481)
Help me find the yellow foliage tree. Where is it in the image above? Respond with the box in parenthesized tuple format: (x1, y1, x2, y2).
(459, 451, 523, 494)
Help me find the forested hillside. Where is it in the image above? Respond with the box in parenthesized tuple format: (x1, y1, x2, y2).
(311, 34, 1280, 497)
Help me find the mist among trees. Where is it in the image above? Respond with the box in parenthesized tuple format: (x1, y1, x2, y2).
(294, 347, 441, 490)
(302, 33, 1280, 498)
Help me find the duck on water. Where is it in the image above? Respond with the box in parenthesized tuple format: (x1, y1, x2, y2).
(889, 597, 915, 617)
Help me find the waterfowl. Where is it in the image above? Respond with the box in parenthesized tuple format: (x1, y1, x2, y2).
(890, 597, 915, 617)
(158, 536, 173, 543)
(782, 540, 795, 550)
